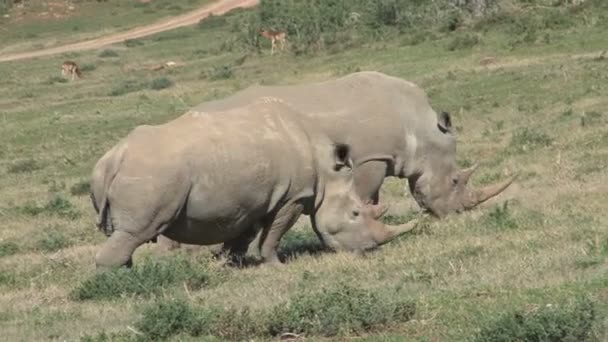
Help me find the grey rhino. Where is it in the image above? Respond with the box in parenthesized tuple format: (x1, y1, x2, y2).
(90, 100, 416, 268)
(193, 71, 516, 217)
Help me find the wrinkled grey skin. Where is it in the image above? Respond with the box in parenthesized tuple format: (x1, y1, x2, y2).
(194, 71, 515, 217)
(159, 71, 515, 258)
(90, 100, 415, 268)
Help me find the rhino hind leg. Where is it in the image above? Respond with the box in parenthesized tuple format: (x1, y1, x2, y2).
(353, 160, 388, 205)
(95, 230, 145, 268)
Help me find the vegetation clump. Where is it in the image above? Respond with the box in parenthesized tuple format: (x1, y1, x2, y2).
(474, 297, 596, 342)
(71, 254, 212, 301)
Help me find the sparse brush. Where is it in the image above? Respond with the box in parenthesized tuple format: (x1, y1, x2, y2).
(266, 283, 415, 337)
(474, 297, 596, 342)
(70, 254, 213, 301)
(149, 76, 173, 90)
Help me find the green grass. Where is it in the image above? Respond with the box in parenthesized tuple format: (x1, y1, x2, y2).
(0, 1, 608, 341)
(71, 253, 215, 301)
(0, 0, 214, 55)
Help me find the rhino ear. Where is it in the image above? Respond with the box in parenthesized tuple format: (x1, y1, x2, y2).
(333, 143, 353, 170)
(437, 111, 453, 134)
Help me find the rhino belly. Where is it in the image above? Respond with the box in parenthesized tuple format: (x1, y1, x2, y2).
(163, 185, 268, 245)
(163, 215, 255, 245)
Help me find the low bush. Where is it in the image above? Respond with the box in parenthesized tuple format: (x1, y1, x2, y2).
(266, 283, 416, 336)
(474, 297, 596, 342)
(127, 283, 415, 340)
(149, 76, 173, 90)
(70, 254, 212, 301)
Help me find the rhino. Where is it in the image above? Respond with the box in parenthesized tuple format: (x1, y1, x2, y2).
(89, 100, 416, 268)
(159, 71, 516, 259)
(193, 71, 516, 216)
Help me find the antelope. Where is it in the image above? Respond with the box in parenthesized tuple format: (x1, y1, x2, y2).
(61, 60, 82, 81)
(259, 29, 287, 55)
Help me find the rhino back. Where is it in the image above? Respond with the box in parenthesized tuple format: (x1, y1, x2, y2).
(194, 72, 439, 171)
(107, 102, 322, 244)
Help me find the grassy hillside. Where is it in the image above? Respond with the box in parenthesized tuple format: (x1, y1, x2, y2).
(0, 0, 212, 54)
(0, 0, 607, 340)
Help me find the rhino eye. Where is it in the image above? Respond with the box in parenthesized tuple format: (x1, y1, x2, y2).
(452, 178, 458, 186)
(352, 210, 360, 217)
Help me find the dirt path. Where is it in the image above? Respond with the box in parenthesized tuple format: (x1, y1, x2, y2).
(0, 0, 259, 63)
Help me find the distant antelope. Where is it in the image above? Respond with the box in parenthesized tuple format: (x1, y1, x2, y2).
(61, 60, 82, 81)
(259, 29, 287, 55)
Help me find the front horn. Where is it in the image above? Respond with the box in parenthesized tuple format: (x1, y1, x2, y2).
(463, 174, 518, 209)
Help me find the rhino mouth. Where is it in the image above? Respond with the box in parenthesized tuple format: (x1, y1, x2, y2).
(409, 164, 517, 218)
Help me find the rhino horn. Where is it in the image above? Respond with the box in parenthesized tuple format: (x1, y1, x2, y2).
(369, 203, 390, 219)
(459, 162, 479, 185)
(372, 219, 418, 246)
(463, 173, 518, 209)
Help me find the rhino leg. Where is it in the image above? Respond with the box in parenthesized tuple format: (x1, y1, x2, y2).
(95, 230, 145, 268)
(353, 161, 388, 205)
(214, 226, 260, 265)
(257, 204, 304, 264)
(157, 235, 182, 251)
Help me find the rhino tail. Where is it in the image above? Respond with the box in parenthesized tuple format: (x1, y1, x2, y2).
(91, 141, 129, 235)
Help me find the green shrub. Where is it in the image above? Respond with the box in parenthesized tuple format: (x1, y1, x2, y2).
(149, 77, 173, 90)
(98, 49, 119, 58)
(0, 241, 19, 258)
(136, 300, 259, 341)
(36, 229, 72, 252)
(474, 297, 596, 342)
(70, 254, 212, 301)
(136, 299, 208, 340)
(266, 283, 415, 336)
(70, 180, 90, 196)
(7, 158, 42, 174)
(279, 229, 325, 260)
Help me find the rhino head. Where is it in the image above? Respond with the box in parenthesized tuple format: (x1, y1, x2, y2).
(311, 144, 415, 251)
(407, 111, 516, 218)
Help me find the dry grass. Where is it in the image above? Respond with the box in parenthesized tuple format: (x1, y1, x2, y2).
(0, 3, 607, 341)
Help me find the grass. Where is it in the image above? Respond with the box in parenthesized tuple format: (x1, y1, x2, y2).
(71, 253, 214, 301)
(474, 296, 596, 342)
(0, 0, 214, 55)
(0, 1, 608, 341)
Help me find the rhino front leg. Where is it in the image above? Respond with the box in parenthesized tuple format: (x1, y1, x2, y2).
(354, 160, 388, 205)
(258, 204, 304, 264)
